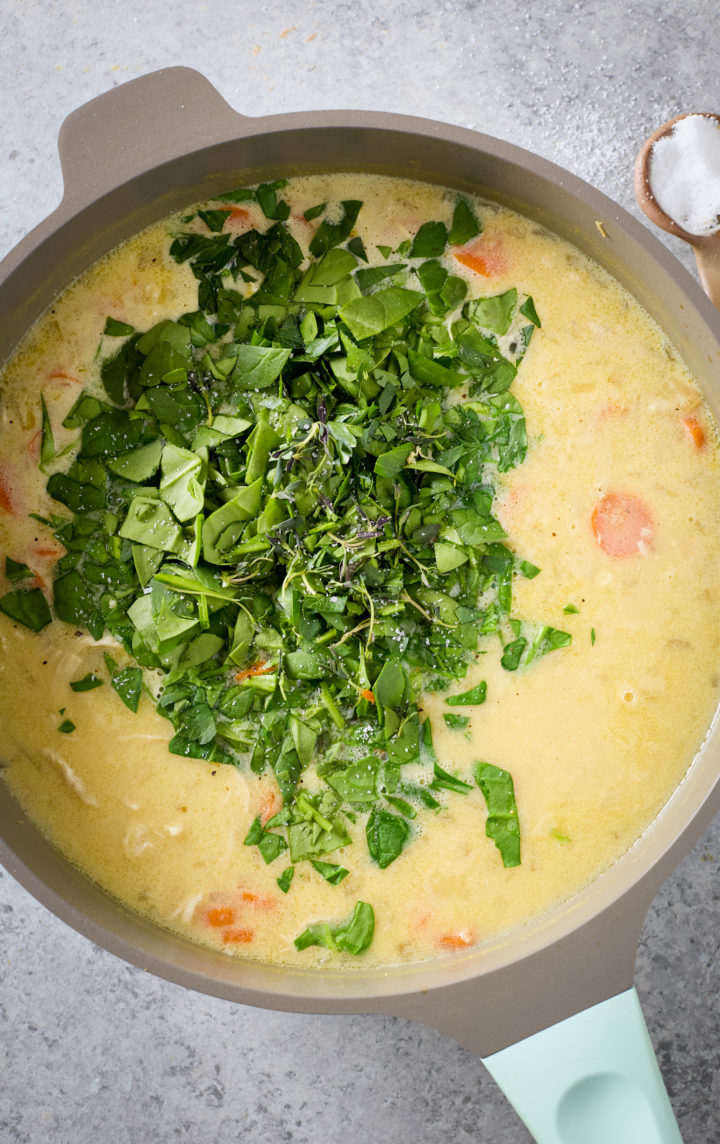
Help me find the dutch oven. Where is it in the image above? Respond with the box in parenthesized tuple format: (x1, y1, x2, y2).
(2, 67, 720, 1143)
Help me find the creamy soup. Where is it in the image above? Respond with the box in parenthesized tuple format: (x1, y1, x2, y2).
(1, 174, 720, 969)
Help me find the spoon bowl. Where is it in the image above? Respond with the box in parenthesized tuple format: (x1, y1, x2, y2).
(635, 112, 720, 308)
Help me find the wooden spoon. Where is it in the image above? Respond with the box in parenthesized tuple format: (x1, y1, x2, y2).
(634, 112, 720, 310)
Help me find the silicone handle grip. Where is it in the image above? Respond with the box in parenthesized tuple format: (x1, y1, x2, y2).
(57, 67, 246, 215)
(0, 69, 252, 282)
(482, 987, 683, 1143)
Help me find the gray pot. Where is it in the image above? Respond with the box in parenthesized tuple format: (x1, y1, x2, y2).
(2, 67, 718, 1143)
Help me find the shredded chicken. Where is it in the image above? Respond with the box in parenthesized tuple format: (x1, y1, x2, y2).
(43, 749, 99, 806)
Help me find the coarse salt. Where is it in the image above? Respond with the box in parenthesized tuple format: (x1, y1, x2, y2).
(649, 114, 720, 236)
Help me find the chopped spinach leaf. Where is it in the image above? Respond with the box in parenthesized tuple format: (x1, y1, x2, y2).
(346, 235, 368, 261)
(70, 672, 103, 692)
(446, 681, 487, 706)
(309, 200, 362, 257)
(443, 713, 470, 731)
(475, 761, 521, 867)
(213, 187, 254, 204)
(39, 394, 56, 471)
(366, 805, 410, 868)
(107, 662, 143, 713)
(198, 208, 232, 233)
(277, 866, 295, 893)
(104, 317, 135, 336)
(259, 830, 289, 864)
(4, 557, 33, 583)
(448, 197, 482, 246)
(311, 859, 349, 885)
(501, 637, 527, 671)
(0, 587, 52, 632)
(27, 179, 576, 930)
(520, 560, 541, 579)
(294, 901, 374, 954)
(244, 815, 288, 863)
(465, 289, 517, 336)
(255, 180, 291, 221)
(430, 761, 473, 795)
(519, 296, 541, 327)
(410, 221, 448, 258)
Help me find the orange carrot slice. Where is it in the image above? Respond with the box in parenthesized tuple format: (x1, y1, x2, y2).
(260, 789, 281, 825)
(205, 906, 235, 928)
(683, 415, 706, 449)
(31, 544, 64, 559)
(360, 688, 375, 703)
(31, 571, 51, 595)
(234, 662, 277, 683)
(598, 403, 629, 421)
(0, 472, 17, 514)
(591, 493, 653, 558)
(26, 429, 42, 459)
(222, 927, 254, 944)
(48, 370, 81, 385)
(436, 931, 475, 951)
(240, 891, 277, 910)
(453, 238, 506, 277)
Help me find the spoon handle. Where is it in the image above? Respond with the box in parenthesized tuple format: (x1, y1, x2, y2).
(692, 239, 720, 312)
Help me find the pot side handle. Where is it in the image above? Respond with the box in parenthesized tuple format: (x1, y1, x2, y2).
(482, 987, 683, 1144)
(57, 67, 249, 219)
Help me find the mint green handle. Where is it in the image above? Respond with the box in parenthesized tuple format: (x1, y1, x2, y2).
(482, 988, 683, 1143)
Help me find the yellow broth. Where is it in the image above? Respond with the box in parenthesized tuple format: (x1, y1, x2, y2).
(1, 174, 720, 968)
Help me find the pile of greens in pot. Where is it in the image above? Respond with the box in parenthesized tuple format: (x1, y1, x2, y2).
(4, 181, 571, 952)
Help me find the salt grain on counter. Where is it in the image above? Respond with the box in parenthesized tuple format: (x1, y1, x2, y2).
(649, 114, 720, 236)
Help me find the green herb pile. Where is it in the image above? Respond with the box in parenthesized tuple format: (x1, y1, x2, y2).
(1, 181, 572, 954)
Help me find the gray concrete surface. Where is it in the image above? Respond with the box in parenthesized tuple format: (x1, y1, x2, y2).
(1, 1, 719, 1140)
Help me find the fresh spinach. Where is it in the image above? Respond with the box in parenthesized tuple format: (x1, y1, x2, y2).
(311, 859, 349, 885)
(294, 901, 374, 954)
(448, 197, 482, 246)
(244, 815, 288, 864)
(309, 200, 362, 257)
(19, 184, 579, 951)
(446, 681, 487, 706)
(107, 662, 143, 713)
(277, 866, 295, 893)
(443, 713, 470, 731)
(0, 588, 52, 632)
(366, 806, 410, 869)
(475, 761, 521, 867)
(70, 672, 103, 692)
(4, 557, 33, 584)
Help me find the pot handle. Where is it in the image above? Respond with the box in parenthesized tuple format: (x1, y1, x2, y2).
(482, 988, 683, 1143)
(57, 67, 248, 218)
